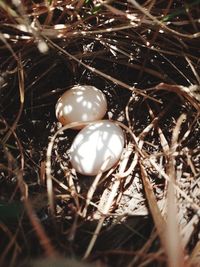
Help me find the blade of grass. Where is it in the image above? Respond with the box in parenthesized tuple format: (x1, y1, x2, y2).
(165, 114, 187, 267)
(139, 162, 166, 249)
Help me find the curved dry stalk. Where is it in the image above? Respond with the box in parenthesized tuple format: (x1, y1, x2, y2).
(2, 57, 24, 144)
(156, 83, 200, 113)
(46, 120, 113, 215)
(46, 121, 87, 215)
(185, 56, 200, 85)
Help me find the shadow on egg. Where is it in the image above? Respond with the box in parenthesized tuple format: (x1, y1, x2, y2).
(55, 85, 107, 129)
(69, 121, 125, 176)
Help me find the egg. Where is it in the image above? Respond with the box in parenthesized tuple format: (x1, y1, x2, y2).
(69, 120, 125, 176)
(55, 85, 107, 129)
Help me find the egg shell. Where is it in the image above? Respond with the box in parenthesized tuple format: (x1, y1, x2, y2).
(55, 85, 107, 129)
(69, 120, 125, 176)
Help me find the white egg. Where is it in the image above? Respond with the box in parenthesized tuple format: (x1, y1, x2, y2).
(69, 120, 125, 176)
(55, 85, 107, 129)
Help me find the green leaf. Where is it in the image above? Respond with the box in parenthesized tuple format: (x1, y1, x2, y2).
(162, 0, 200, 22)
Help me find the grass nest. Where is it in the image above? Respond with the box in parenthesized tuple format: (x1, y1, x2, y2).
(0, 1, 200, 267)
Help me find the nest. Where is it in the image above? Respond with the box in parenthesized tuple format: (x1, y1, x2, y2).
(0, 1, 200, 267)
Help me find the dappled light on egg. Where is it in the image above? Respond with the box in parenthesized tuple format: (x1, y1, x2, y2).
(69, 120, 125, 176)
(55, 85, 107, 129)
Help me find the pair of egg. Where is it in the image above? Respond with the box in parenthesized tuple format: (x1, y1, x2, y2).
(55, 85, 125, 176)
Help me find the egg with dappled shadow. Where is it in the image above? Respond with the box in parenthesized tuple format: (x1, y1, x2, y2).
(55, 85, 107, 129)
(69, 120, 125, 176)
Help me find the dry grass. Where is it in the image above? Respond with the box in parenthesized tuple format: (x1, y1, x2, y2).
(0, 1, 200, 267)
